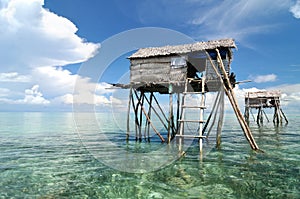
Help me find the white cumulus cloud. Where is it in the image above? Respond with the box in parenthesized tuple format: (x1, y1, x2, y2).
(20, 84, 50, 105)
(1, 84, 50, 105)
(290, 0, 300, 18)
(0, 0, 99, 72)
(32, 66, 115, 103)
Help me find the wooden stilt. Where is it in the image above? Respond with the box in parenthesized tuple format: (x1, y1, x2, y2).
(176, 93, 180, 133)
(280, 108, 288, 124)
(262, 109, 269, 123)
(250, 109, 256, 122)
(139, 92, 144, 141)
(257, 107, 262, 126)
(273, 100, 280, 124)
(143, 93, 169, 132)
(153, 94, 169, 125)
(133, 90, 165, 142)
(168, 93, 173, 143)
(145, 92, 153, 141)
(244, 107, 249, 124)
(203, 90, 221, 137)
(244, 93, 250, 124)
(126, 87, 132, 141)
(131, 90, 139, 141)
(207, 102, 220, 138)
(206, 49, 260, 150)
(273, 105, 278, 124)
(277, 100, 284, 124)
(216, 88, 224, 148)
(141, 105, 165, 142)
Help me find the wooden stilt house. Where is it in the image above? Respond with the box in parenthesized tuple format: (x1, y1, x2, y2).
(113, 38, 260, 153)
(244, 91, 288, 125)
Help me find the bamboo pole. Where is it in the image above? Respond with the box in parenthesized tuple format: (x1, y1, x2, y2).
(203, 90, 221, 136)
(133, 90, 165, 142)
(168, 93, 173, 143)
(206, 50, 260, 150)
(274, 100, 280, 124)
(277, 100, 284, 123)
(257, 107, 262, 126)
(244, 93, 250, 124)
(126, 87, 132, 141)
(207, 101, 220, 138)
(250, 108, 256, 122)
(176, 93, 180, 133)
(145, 92, 153, 141)
(216, 88, 224, 148)
(262, 109, 269, 123)
(244, 107, 249, 124)
(139, 92, 144, 141)
(153, 94, 169, 122)
(153, 93, 177, 134)
(131, 90, 139, 141)
(280, 108, 288, 124)
(143, 93, 169, 132)
(216, 49, 259, 150)
(141, 106, 165, 142)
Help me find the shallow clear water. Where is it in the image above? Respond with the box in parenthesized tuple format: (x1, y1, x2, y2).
(0, 112, 299, 198)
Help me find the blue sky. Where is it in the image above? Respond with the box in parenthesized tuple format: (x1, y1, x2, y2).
(0, 0, 299, 112)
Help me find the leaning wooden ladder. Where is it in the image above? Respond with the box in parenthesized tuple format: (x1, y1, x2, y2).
(177, 77, 206, 153)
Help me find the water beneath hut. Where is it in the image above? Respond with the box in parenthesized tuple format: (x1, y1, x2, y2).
(0, 112, 299, 198)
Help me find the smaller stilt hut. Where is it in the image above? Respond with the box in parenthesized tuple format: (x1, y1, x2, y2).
(244, 90, 288, 125)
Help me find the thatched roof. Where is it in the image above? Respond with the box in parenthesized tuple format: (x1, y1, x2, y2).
(246, 91, 281, 99)
(128, 38, 236, 59)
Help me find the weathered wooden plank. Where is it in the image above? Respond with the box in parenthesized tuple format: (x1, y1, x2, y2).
(131, 63, 170, 70)
(130, 71, 169, 78)
(130, 74, 170, 83)
(130, 55, 182, 65)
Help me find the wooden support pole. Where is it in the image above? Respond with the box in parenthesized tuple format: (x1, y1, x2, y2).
(216, 88, 224, 148)
(273, 106, 278, 124)
(133, 90, 165, 142)
(126, 87, 132, 141)
(257, 107, 262, 126)
(144, 92, 153, 141)
(244, 107, 249, 124)
(143, 93, 169, 132)
(277, 100, 285, 124)
(203, 90, 221, 136)
(131, 90, 139, 141)
(262, 109, 269, 123)
(153, 94, 175, 133)
(176, 93, 180, 133)
(250, 108, 256, 122)
(273, 99, 280, 124)
(244, 93, 250, 124)
(280, 108, 288, 124)
(141, 106, 165, 142)
(168, 93, 173, 143)
(139, 92, 144, 141)
(206, 50, 260, 150)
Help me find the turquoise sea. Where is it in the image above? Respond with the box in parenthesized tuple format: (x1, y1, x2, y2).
(0, 112, 299, 198)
